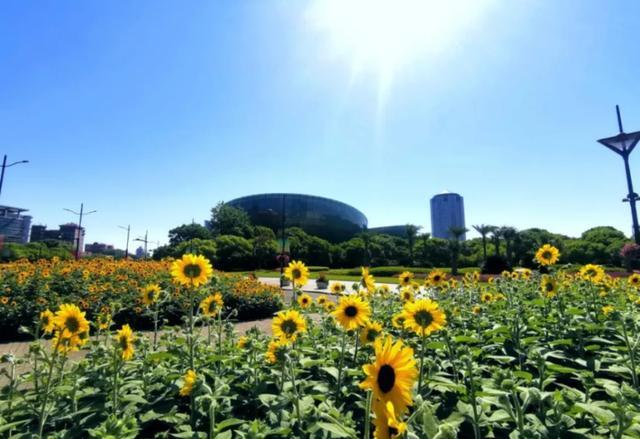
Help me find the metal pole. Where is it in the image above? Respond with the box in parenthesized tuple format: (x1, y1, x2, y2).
(75, 203, 84, 260)
(0, 155, 6, 198)
(125, 225, 130, 259)
(144, 230, 148, 259)
(623, 154, 640, 244)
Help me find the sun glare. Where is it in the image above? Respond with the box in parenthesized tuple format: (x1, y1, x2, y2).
(307, 0, 494, 84)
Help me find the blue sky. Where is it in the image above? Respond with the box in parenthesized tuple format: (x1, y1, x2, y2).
(2, 1, 640, 249)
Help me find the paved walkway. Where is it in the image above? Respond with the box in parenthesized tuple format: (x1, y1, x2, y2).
(258, 276, 398, 294)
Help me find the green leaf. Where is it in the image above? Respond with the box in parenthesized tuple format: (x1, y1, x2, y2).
(216, 418, 245, 431)
(315, 422, 355, 438)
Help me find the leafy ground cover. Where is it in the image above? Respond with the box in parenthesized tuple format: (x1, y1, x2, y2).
(1, 251, 640, 438)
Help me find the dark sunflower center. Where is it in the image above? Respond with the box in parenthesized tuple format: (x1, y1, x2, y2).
(434, 275, 441, 282)
(208, 302, 218, 312)
(377, 364, 396, 393)
(545, 282, 554, 292)
(542, 251, 551, 260)
(147, 291, 155, 301)
(184, 264, 202, 279)
(345, 305, 358, 317)
(389, 427, 399, 436)
(414, 310, 433, 327)
(302, 298, 309, 304)
(119, 336, 129, 350)
(292, 268, 301, 279)
(366, 329, 379, 342)
(42, 316, 50, 325)
(65, 316, 80, 333)
(281, 319, 298, 335)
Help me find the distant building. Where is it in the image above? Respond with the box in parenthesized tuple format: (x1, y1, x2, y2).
(368, 225, 410, 238)
(85, 242, 114, 255)
(135, 246, 145, 259)
(31, 223, 85, 252)
(430, 192, 466, 240)
(0, 205, 32, 243)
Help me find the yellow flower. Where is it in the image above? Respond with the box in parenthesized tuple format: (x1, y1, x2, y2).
(179, 370, 197, 397)
(602, 305, 614, 316)
(360, 336, 418, 415)
(40, 309, 55, 334)
(402, 299, 446, 337)
(426, 270, 447, 287)
(116, 324, 135, 361)
(360, 321, 383, 345)
(540, 275, 557, 298)
(316, 296, 328, 306)
(480, 292, 493, 303)
(200, 292, 224, 317)
(399, 288, 414, 302)
(333, 295, 371, 331)
(518, 268, 532, 280)
(271, 309, 307, 343)
(580, 264, 605, 283)
(398, 271, 413, 287)
(629, 273, 640, 288)
(298, 293, 312, 309)
(330, 282, 345, 295)
(324, 301, 337, 312)
(266, 338, 288, 364)
(373, 400, 407, 439)
(391, 312, 406, 329)
(472, 305, 482, 314)
(284, 260, 309, 287)
(0, 296, 8, 305)
(97, 313, 112, 330)
(170, 254, 213, 288)
(54, 304, 90, 339)
(535, 244, 560, 266)
(361, 267, 376, 292)
(237, 336, 248, 349)
(141, 284, 161, 305)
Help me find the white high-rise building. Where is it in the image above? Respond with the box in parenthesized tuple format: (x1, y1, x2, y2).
(430, 192, 466, 240)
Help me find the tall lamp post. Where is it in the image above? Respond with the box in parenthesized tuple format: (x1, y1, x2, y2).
(0, 155, 29, 198)
(134, 230, 150, 259)
(598, 105, 640, 244)
(118, 224, 131, 259)
(64, 203, 97, 260)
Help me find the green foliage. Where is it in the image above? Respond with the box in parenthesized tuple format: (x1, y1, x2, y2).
(0, 242, 72, 262)
(168, 223, 212, 246)
(209, 202, 253, 238)
(215, 235, 253, 271)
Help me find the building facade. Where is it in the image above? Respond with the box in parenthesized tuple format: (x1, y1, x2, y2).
(227, 193, 368, 243)
(0, 205, 32, 243)
(30, 223, 85, 252)
(430, 192, 466, 240)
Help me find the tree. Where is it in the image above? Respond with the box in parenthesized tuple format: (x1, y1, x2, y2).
(214, 235, 253, 270)
(448, 227, 468, 275)
(358, 231, 372, 266)
(499, 226, 518, 267)
(472, 224, 494, 264)
(168, 223, 212, 246)
(490, 227, 502, 257)
(252, 226, 278, 269)
(405, 224, 421, 266)
(173, 238, 217, 264)
(209, 202, 253, 238)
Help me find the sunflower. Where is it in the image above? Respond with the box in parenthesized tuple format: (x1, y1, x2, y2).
(40, 309, 55, 334)
(377, 285, 391, 296)
(97, 312, 112, 330)
(330, 282, 345, 295)
(317, 296, 328, 306)
(284, 260, 309, 287)
(361, 267, 376, 292)
(116, 324, 135, 361)
(265, 338, 288, 364)
(602, 305, 615, 316)
(373, 400, 408, 439)
(472, 305, 482, 314)
(324, 301, 337, 312)
(333, 295, 371, 331)
(1, 296, 9, 305)
(480, 291, 493, 303)
(540, 275, 557, 298)
(271, 309, 306, 343)
(426, 270, 447, 287)
(399, 288, 414, 302)
(298, 293, 312, 309)
(360, 336, 418, 415)
(580, 264, 605, 283)
(535, 244, 560, 266)
(141, 284, 161, 305)
(391, 312, 406, 329)
(200, 292, 224, 317)
(398, 271, 413, 287)
(360, 321, 383, 345)
(237, 336, 249, 349)
(179, 370, 197, 397)
(402, 299, 446, 337)
(518, 268, 532, 280)
(54, 304, 90, 339)
(629, 273, 640, 288)
(170, 254, 213, 288)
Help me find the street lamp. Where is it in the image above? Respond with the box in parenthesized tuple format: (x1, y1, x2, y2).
(64, 203, 97, 260)
(118, 225, 131, 259)
(0, 155, 29, 198)
(134, 230, 150, 259)
(597, 105, 640, 244)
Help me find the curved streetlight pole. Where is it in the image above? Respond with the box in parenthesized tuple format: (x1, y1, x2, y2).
(64, 203, 97, 260)
(0, 155, 29, 199)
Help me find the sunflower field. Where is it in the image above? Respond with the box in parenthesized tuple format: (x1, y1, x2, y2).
(0, 258, 282, 341)
(2, 247, 640, 438)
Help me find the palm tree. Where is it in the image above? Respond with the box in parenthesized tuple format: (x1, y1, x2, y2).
(405, 224, 422, 267)
(419, 232, 431, 266)
(491, 227, 503, 257)
(499, 226, 518, 267)
(472, 224, 495, 264)
(448, 226, 468, 276)
(359, 229, 372, 266)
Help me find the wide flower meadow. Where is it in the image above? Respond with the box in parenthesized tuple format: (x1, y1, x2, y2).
(2, 248, 640, 438)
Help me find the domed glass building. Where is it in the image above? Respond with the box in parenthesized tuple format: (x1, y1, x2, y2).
(227, 193, 367, 243)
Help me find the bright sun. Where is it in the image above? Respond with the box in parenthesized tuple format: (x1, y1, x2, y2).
(307, 0, 494, 86)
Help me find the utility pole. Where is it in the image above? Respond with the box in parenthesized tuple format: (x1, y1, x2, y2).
(118, 225, 131, 259)
(0, 155, 29, 198)
(134, 230, 150, 259)
(64, 203, 97, 260)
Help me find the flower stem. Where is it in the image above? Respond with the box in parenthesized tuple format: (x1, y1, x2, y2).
(335, 331, 348, 399)
(418, 333, 426, 393)
(363, 390, 372, 439)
